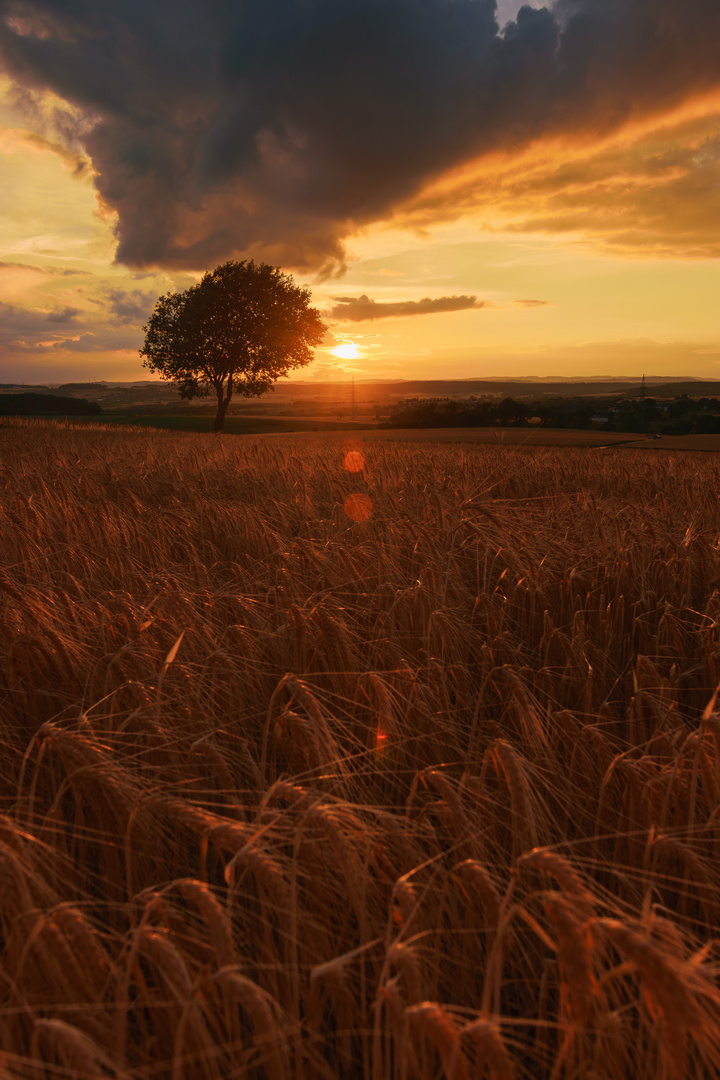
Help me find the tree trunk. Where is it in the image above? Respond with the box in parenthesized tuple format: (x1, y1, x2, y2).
(213, 381, 232, 432)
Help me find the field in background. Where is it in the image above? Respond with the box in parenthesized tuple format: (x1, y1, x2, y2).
(120, 414, 377, 435)
(265, 427, 716, 449)
(109, 420, 641, 443)
(340, 428, 720, 451)
(8, 378, 720, 446)
(23, 412, 720, 449)
(2, 418, 720, 1079)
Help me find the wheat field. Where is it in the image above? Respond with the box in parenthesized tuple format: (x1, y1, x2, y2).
(1, 418, 720, 1080)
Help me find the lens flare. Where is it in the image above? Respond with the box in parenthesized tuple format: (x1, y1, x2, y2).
(344, 492, 372, 522)
(343, 450, 365, 473)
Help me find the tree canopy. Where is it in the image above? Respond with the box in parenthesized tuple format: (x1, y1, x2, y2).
(140, 260, 326, 432)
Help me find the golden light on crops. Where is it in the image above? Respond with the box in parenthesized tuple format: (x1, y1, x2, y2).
(5, 418, 720, 1080)
(330, 342, 360, 360)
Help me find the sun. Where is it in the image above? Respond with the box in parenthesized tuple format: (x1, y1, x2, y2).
(330, 342, 361, 360)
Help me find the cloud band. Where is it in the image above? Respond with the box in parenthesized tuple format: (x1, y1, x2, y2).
(328, 293, 481, 321)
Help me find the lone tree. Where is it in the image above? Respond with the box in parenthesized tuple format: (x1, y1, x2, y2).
(140, 260, 326, 432)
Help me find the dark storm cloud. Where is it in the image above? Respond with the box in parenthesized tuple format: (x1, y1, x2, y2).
(1, 0, 719, 272)
(329, 293, 481, 321)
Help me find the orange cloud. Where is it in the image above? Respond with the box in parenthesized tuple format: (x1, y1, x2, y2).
(401, 98, 720, 258)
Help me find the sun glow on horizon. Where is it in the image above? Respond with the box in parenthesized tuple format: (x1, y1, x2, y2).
(330, 342, 361, 360)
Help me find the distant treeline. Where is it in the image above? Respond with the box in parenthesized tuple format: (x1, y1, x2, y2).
(0, 393, 103, 416)
(388, 394, 720, 435)
(388, 397, 594, 429)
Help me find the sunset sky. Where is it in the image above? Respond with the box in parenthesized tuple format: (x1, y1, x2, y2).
(1, 0, 719, 385)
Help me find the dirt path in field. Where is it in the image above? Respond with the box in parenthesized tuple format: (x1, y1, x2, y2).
(615, 433, 720, 452)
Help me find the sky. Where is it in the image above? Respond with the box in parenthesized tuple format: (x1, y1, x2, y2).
(0, 0, 719, 386)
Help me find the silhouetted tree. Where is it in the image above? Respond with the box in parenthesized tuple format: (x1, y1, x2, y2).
(140, 261, 326, 432)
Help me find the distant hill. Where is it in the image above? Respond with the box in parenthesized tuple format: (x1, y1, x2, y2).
(5, 377, 720, 410)
(54, 383, 109, 394)
(282, 378, 720, 401)
(625, 381, 720, 398)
